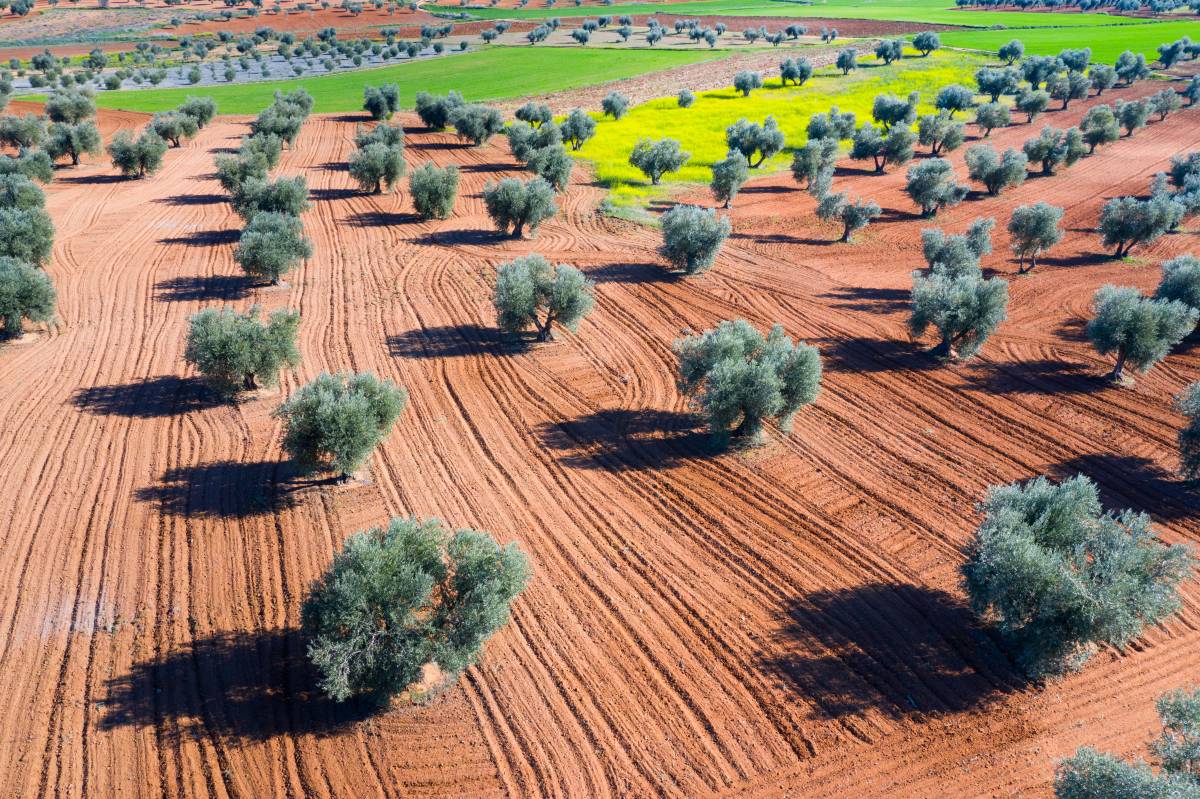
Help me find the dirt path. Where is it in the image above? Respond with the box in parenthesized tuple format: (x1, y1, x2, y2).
(0, 81, 1196, 798)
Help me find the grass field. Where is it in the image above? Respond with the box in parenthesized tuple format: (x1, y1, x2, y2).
(941, 20, 1200, 62)
(432, 0, 1151, 28)
(84, 46, 726, 114)
(575, 50, 988, 203)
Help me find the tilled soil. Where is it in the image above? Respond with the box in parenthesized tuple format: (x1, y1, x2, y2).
(0, 78, 1198, 799)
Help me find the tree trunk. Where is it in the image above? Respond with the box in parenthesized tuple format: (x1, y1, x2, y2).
(243, 372, 259, 390)
(537, 312, 555, 342)
(1109, 348, 1127, 382)
(512, 221, 524, 239)
(840, 223, 852, 243)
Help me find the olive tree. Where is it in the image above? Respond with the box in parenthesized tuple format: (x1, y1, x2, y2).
(0, 151, 53, 184)
(1115, 49, 1151, 85)
(921, 217, 994, 277)
(872, 91, 918, 131)
(836, 48, 857, 75)
(362, 82, 400, 120)
(233, 175, 310, 222)
(909, 268, 1008, 359)
(505, 120, 560, 163)
(629, 137, 689, 185)
(779, 56, 812, 86)
(1021, 55, 1061, 91)
(302, 516, 529, 702)
(975, 102, 1011, 137)
(1150, 88, 1182, 122)
(806, 107, 856, 141)
(1008, 202, 1063, 273)
(1087, 285, 1197, 382)
(560, 108, 596, 150)
(1080, 104, 1119, 154)
(850, 123, 916, 174)
(917, 112, 965, 156)
(816, 192, 881, 242)
(1155, 254, 1200, 314)
(44, 88, 95, 124)
(1116, 97, 1150, 136)
(234, 211, 313, 284)
(964, 475, 1194, 679)
(0, 173, 43, 210)
(409, 162, 459, 220)
(904, 158, 968, 217)
(675, 319, 821, 443)
(1056, 689, 1200, 798)
(178, 95, 217, 128)
(184, 305, 300, 392)
(348, 141, 405, 193)
(414, 89, 464, 129)
(1023, 126, 1085, 175)
(1088, 64, 1118, 97)
(149, 111, 199, 147)
(660, 204, 730, 275)
(998, 38, 1024, 65)
(790, 136, 838, 195)
(1177, 382, 1200, 482)
(1100, 195, 1175, 258)
(601, 91, 629, 119)
(975, 66, 1020, 102)
(1047, 70, 1090, 110)
(965, 144, 1027, 197)
(493, 254, 594, 342)
(515, 101, 552, 127)
(482, 176, 557, 238)
(1015, 89, 1051, 123)
(449, 104, 504, 147)
(732, 70, 763, 97)
(0, 206, 53, 265)
(0, 256, 53, 337)
(275, 371, 407, 479)
(874, 38, 903, 65)
(44, 120, 100, 166)
(912, 30, 939, 57)
(526, 144, 573, 192)
(710, 151, 749, 208)
(107, 129, 167, 178)
(934, 84, 974, 117)
(0, 114, 45, 152)
(725, 116, 784, 168)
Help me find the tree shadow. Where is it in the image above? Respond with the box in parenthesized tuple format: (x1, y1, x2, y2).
(158, 229, 240, 247)
(730, 231, 834, 246)
(58, 173, 129, 185)
(1048, 453, 1196, 521)
(133, 459, 328, 519)
(819, 286, 909, 312)
(319, 160, 350, 172)
(966, 358, 1106, 395)
(818, 335, 940, 373)
(386, 323, 497, 359)
(98, 628, 383, 743)
(833, 164, 880, 177)
(739, 184, 794, 195)
(413, 228, 507, 247)
(1037, 252, 1112, 269)
(758, 584, 1023, 720)
(154, 274, 252, 302)
(309, 187, 360, 202)
(71, 376, 225, 418)
(345, 210, 422, 227)
(460, 162, 513, 174)
(587, 261, 674, 284)
(537, 408, 710, 471)
(1055, 316, 1090, 344)
(156, 193, 227, 206)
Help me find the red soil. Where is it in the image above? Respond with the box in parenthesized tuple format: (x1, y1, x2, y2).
(0, 79, 1198, 798)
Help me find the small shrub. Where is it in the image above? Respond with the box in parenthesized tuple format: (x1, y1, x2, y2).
(660, 204, 729, 275)
(362, 82, 401, 120)
(677, 89, 695, 108)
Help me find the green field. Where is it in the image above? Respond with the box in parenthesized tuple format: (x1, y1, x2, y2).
(575, 50, 988, 203)
(85, 46, 725, 114)
(942, 20, 1200, 62)
(431, 0, 1150, 28)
